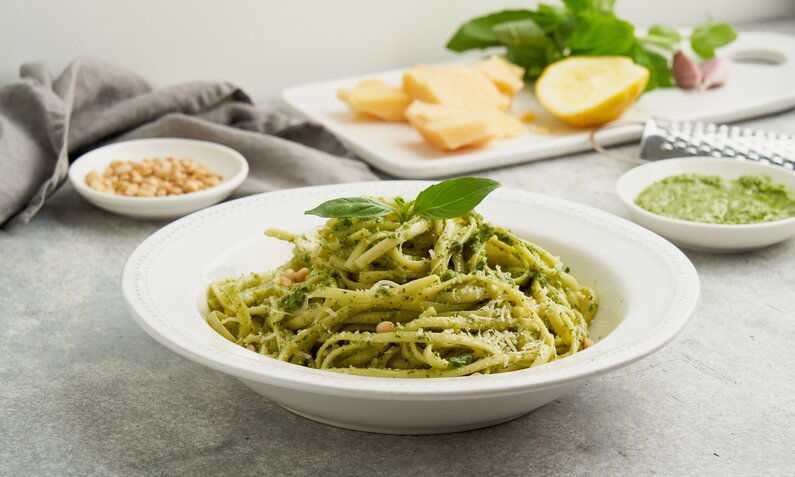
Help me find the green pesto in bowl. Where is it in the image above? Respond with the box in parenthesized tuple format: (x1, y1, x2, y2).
(634, 174, 795, 225)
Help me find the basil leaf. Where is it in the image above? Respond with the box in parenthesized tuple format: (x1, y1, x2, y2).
(533, 4, 572, 28)
(648, 24, 682, 43)
(413, 177, 501, 220)
(305, 198, 394, 218)
(446, 10, 538, 52)
(593, 0, 616, 13)
(563, 0, 615, 14)
(507, 47, 558, 80)
(536, 4, 576, 50)
(569, 13, 635, 56)
(493, 19, 549, 49)
(496, 7, 572, 79)
(690, 21, 737, 58)
(447, 354, 474, 368)
(630, 41, 673, 91)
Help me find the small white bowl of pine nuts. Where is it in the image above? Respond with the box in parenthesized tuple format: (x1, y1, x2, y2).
(68, 138, 248, 219)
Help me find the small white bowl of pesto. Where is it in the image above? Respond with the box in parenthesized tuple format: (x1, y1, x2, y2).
(616, 157, 795, 252)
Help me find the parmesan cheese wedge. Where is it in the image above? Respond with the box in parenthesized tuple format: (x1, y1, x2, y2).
(337, 79, 411, 121)
(405, 101, 524, 151)
(403, 65, 511, 111)
(337, 59, 528, 150)
(475, 56, 526, 96)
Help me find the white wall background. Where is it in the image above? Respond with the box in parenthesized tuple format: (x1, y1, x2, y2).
(1, 0, 793, 102)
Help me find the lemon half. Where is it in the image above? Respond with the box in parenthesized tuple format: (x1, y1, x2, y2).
(535, 56, 649, 127)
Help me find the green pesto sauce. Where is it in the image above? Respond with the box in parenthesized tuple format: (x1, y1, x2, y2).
(635, 174, 795, 224)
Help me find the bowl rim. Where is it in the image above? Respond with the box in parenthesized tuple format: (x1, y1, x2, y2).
(67, 137, 249, 204)
(122, 181, 700, 399)
(616, 157, 795, 230)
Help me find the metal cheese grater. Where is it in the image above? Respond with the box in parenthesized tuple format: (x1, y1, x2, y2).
(638, 118, 795, 169)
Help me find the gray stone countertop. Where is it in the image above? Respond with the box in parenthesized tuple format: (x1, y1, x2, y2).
(2, 19, 795, 477)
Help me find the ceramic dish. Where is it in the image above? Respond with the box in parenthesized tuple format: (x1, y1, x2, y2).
(121, 182, 699, 434)
(616, 158, 795, 252)
(281, 32, 795, 178)
(68, 138, 248, 219)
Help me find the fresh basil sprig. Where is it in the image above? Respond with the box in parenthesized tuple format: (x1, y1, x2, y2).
(412, 177, 501, 220)
(689, 21, 737, 58)
(305, 177, 501, 222)
(304, 198, 394, 219)
(446, 0, 737, 92)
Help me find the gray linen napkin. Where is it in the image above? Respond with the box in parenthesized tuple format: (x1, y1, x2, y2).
(0, 57, 378, 229)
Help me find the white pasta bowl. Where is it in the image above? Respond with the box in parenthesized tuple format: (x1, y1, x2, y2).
(68, 138, 248, 219)
(121, 182, 699, 434)
(616, 158, 795, 252)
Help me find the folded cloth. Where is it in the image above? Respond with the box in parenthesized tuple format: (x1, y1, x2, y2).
(0, 57, 378, 229)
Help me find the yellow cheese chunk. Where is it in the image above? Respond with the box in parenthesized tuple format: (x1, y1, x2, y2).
(403, 65, 510, 111)
(337, 79, 411, 121)
(493, 110, 526, 138)
(405, 101, 525, 150)
(475, 56, 526, 96)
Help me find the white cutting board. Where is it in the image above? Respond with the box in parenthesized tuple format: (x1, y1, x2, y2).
(282, 32, 795, 179)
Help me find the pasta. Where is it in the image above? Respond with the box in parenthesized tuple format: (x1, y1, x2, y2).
(205, 199, 598, 378)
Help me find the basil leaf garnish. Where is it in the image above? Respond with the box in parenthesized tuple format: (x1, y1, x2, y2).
(304, 198, 395, 218)
(304, 177, 501, 222)
(412, 177, 501, 220)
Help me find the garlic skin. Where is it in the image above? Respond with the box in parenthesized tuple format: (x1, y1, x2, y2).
(672, 51, 702, 89)
(699, 58, 727, 90)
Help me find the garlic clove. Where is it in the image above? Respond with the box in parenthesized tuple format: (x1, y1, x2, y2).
(672, 51, 702, 90)
(699, 57, 727, 91)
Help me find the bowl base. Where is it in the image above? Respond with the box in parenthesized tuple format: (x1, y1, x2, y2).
(674, 240, 780, 253)
(277, 404, 531, 435)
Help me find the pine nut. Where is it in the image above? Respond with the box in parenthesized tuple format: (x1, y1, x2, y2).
(293, 267, 309, 283)
(86, 157, 223, 197)
(375, 321, 395, 333)
(85, 171, 101, 183)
